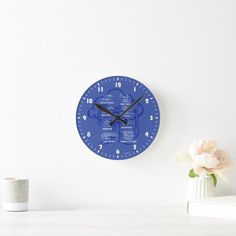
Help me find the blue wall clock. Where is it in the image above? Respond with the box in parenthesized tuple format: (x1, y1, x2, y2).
(76, 76, 160, 160)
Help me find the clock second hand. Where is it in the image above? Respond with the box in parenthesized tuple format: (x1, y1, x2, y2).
(110, 95, 144, 126)
(95, 103, 127, 125)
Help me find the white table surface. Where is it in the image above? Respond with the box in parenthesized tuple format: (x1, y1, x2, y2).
(0, 207, 236, 236)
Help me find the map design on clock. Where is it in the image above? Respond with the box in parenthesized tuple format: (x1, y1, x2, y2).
(76, 76, 160, 160)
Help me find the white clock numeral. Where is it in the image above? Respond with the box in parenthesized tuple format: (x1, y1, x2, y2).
(115, 82, 122, 88)
(98, 86, 103, 92)
(133, 87, 136, 92)
(87, 131, 91, 137)
(99, 144, 103, 150)
(150, 115, 153, 121)
(145, 98, 149, 104)
(145, 131, 149, 137)
(116, 149, 120, 154)
(83, 115, 87, 120)
(86, 98, 93, 103)
(133, 144, 137, 150)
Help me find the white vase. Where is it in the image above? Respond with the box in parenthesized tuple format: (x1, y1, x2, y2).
(187, 176, 215, 200)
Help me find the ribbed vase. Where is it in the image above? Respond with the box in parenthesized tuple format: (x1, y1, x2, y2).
(187, 176, 215, 200)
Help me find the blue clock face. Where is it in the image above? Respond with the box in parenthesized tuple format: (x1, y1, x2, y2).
(76, 76, 160, 160)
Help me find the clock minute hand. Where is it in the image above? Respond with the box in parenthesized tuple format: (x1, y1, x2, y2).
(110, 95, 144, 126)
(95, 103, 127, 125)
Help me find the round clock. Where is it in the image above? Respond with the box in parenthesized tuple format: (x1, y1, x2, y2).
(76, 76, 160, 160)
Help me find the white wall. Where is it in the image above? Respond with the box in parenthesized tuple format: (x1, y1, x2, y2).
(0, 0, 235, 209)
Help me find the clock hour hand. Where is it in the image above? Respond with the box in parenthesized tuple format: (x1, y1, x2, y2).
(110, 95, 144, 126)
(95, 103, 128, 125)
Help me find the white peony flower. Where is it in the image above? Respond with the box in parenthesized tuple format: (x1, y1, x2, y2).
(192, 153, 220, 169)
(177, 139, 232, 179)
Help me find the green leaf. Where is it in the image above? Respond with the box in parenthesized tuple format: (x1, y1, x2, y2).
(209, 173, 217, 187)
(188, 169, 199, 178)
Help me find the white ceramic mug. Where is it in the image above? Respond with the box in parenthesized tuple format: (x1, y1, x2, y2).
(2, 177, 29, 211)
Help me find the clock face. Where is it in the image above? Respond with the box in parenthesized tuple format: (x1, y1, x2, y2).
(76, 76, 160, 160)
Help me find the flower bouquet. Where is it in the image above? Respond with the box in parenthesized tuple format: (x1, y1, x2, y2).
(177, 139, 232, 199)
